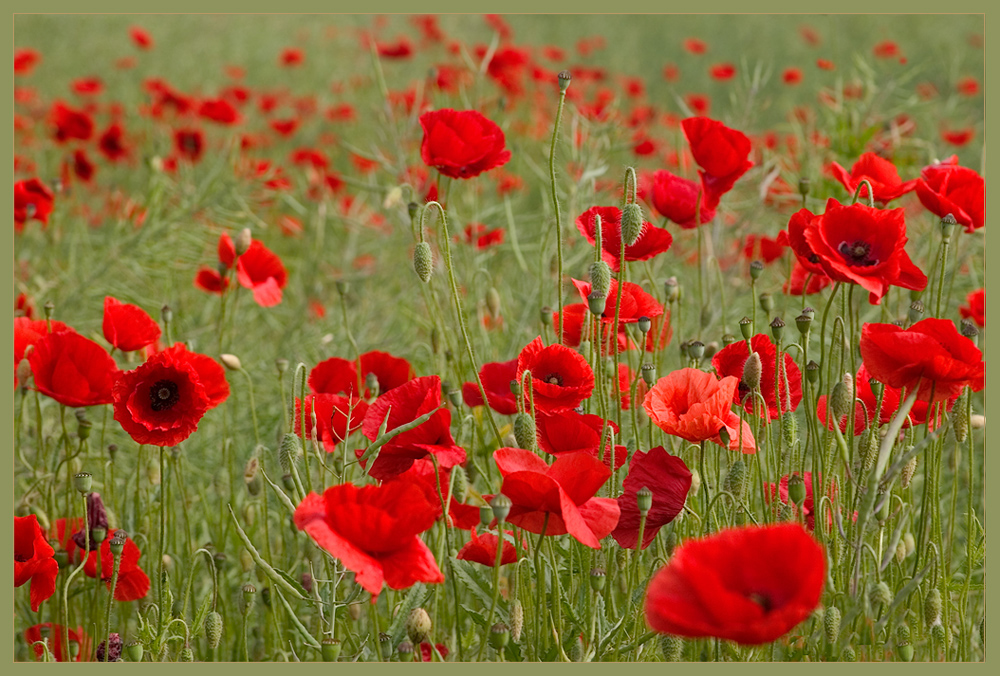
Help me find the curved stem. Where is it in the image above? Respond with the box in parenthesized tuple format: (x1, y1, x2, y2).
(548, 87, 568, 344)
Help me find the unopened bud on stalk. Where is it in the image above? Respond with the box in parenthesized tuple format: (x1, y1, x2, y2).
(275, 358, 289, 375)
(830, 375, 853, 421)
(860, 429, 879, 473)
(589, 261, 612, 299)
(406, 608, 432, 644)
(490, 494, 512, 523)
(749, 260, 764, 280)
(589, 568, 606, 592)
(479, 505, 494, 527)
(587, 291, 607, 316)
(637, 315, 651, 334)
(446, 386, 462, 408)
(687, 341, 705, 361)
(689, 468, 701, 496)
(220, 353, 242, 371)
(895, 540, 907, 564)
(279, 433, 302, 473)
(724, 460, 746, 500)
(539, 306, 553, 330)
(451, 466, 468, 501)
(924, 588, 942, 627)
(952, 392, 970, 442)
(205, 611, 223, 649)
(743, 352, 762, 391)
(824, 606, 841, 644)
(769, 317, 785, 343)
(234, 228, 252, 256)
(759, 293, 774, 314)
(160, 304, 172, 325)
(16, 358, 32, 390)
(870, 581, 892, 609)
(244, 458, 262, 496)
(660, 634, 683, 661)
(930, 621, 947, 643)
(558, 70, 572, 93)
(73, 472, 92, 495)
(739, 316, 753, 340)
(109, 531, 127, 556)
(641, 363, 656, 386)
(664, 277, 679, 303)
(621, 202, 645, 247)
(486, 287, 501, 318)
(513, 413, 536, 450)
(798, 177, 811, 197)
(413, 242, 433, 283)
(636, 487, 653, 516)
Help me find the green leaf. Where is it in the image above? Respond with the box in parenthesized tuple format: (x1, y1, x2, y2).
(452, 559, 504, 618)
(274, 567, 309, 598)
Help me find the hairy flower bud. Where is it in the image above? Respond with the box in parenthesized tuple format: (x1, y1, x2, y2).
(589, 260, 612, 299)
(234, 228, 252, 256)
(824, 606, 841, 644)
(244, 457, 262, 496)
(860, 428, 879, 474)
(205, 611, 223, 649)
(870, 581, 892, 609)
(924, 588, 942, 628)
(742, 352, 762, 391)
(413, 242, 433, 283)
(513, 412, 536, 450)
(952, 390, 970, 443)
(841, 646, 856, 662)
(830, 375, 853, 421)
(510, 599, 524, 642)
(406, 607, 432, 644)
(279, 433, 302, 474)
(724, 460, 746, 500)
(486, 287, 501, 319)
(781, 414, 798, 449)
(220, 353, 242, 371)
(620, 202, 645, 247)
(660, 634, 683, 661)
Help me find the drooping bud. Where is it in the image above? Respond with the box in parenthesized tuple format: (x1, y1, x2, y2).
(279, 433, 302, 474)
(924, 588, 942, 628)
(557, 70, 572, 93)
(490, 622, 510, 650)
(513, 412, 536, 450)
(589, 260, 612, 299)
(742, 352, 762, 391)
(205, 611, 223, 649)
(234, 228, 252, 256)
(413, 242, 433, 283)
(769, 316, 785, 344)
(689, 468, 701, 496)
(824, 606, 841, 645)
(869, 581, 892, 609)
(660, 634, 683, 661)
(587, 291, 607, 316)
(244, 457, 262, 496)
(620, 202, 645, 247)
(636, 487, 653, 516)
(739, 316, 753, 340)
(486, 287, 501, 318)
(181, 646, 194, 662)
(276, 358, 289, 375)
(724, 460, 746, 500)
(73, 472, 93, 495)
(406, 608, 432, 644)
(749, 260, 764, 280)
(160, 304, 172, 326)
(220, 353, 242, 371)
(781, 414, 798, 448)
(77, 418, 92, 442)
(491, 493, 512, 524)
(759, 293, 774, 314)
(778, 502, 795, 522)
(830, 375, 853, 421)
(510, 599, 523, 642)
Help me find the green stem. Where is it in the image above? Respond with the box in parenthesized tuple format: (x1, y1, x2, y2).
(548, 85, 568, 344)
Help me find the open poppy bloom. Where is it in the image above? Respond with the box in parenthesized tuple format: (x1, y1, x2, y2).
(493, 448, 620, 548)
(575, 205, 673, 271)
(456, 528, 519, 567)
(14, 317, 69, 388)
(309, 350, 414, 400)
(15, 514, 58, 612)
(360, 375, 466, 481)
(294, 482, 444, 599)
(645, 523, 825, 645)
(102, 296, 161, 352)
(647, 170, 717, 228)
(419, 108, 511, 179)
(49, 101, 93, 143)
(914, 155, 985, 233)
(711, 334, 802, 420)
(611, 446, 691, 550)
(535, 410, 627, 470)
(24, 623, 91, 662)
(28, 330, 119, 407)
(112, 343, 229, 447)
(516, 337, 595, 413)
(461, 358, 519, 415)
(14, 178, 55, 232)
(827, 152, 916, 204)
(681, 116, 753, 210)
(236, 239, 288, 307)
(295, 393, 368, 452)
(553, 303, 632, 356)
(961, 289, 985, 327)
(643, 368, 756, 453)
(386, 460, 481, 530)
(860, 318, 984, 404)
(56, 517, 151, 602)
(764, 472, 828, 530)
(572, 278, 663, 327)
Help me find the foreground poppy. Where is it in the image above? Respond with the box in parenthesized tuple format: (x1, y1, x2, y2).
(493, 448, 619, 548)
(516, 337, 595, 413)
(112, 343, 229, 446)
(461, 358, 519, 415)
(860, 318, 984, 404)
(611, 447, 691, 550)
(643, 368, 756, 453)
(293, 482, 444, 599)
(14, 514, 58, 612)
(645, 523, 825, 645)
(102, 296, 161, 352)
(28, 330, 119, 407)
(419, 108, 511, 179)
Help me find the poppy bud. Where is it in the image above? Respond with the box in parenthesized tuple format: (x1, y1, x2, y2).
(641, 363, 656, 386)
(660, 634, 683, 661)
(830, 376, 853, 421)
(220, 353, 242, 371)
(860, 429, 879, 474)
(160, 304, 172, 325)
(589, 260, 612, 299)
(234, 228, 252, 256)
(321, 638, 341, 662)
(275, 358, 289, 375)
(781, 414, 798, 448)
(407, 201, 420, 223)
(590, 568, 606, 592)
(896, 622, 910, 644)
(510, 599, 524, 642)
(413, 242, 433, 283)
(621, 202, 645, 247)
(486, 287, 501, 318)
(241, 583, 256, 615)
(16, 358, 32, 390)
(724, 460, 746, 500)
(798, 177, 810, 197)
(451, 466, 468, 502)
(687, 341, 705, 361)
(749, 260, 764, 280)
(769, 317, 785, 343)
(539, 306, 553, 330)
(406, 607, 432, 644)
(785, 474, 805, 508)
(952, 392, 969, 443)
(742, 352, 762, 391)
(557, 70, 572, 93)
(513, 412, 536, 450)
(587, 291, 607, 316)
(931, 621, 947, 643)
(479, 505, 494, 526)
(107, 444, 118, 462)
(490, 622, 510, 650)
(841, 646, 856, 662)
(971, 413, 985, 429)
(759, 293, 774, 314)
(279, 433, 302, 474)
(125, 641, 144, 662)
(869, 581, 892, 609)
(739, 316, 753, 340)
(577, 340, 592, 361)
(895, 540, 907, 564)
(73, 472, 92, 495)
(205, 611, 223, 649)
(824, 606, 841, 645)
(924, 588, 942, 627)
(663, 277, 681, 303)
(43, 301, 55, 321)
(244, 457, 262, 496)
(446, 386, 462, 409)
(636, 486, 653, 516)
(721, 333, 737, 346)
(491, 493, 512, 523)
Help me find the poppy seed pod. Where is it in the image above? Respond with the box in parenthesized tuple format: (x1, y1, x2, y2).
(907, 300, 924, 326)
(490, 622, 510, 649)
(125, 641, 144, 662)
(73, 472, 92, 495)
(739, 316, 753, 340)
(769, 317, 785, 343)
(413, 242, 433, 283)
(742, 352, 762, 391)
(749, 260, 764, 280)
(513, 412, 536, 450)
(798, 177, 811, 197)
(490, 493, 512, 523)
(558, 70, 572, 93)
(721, 333, 737, 346)
(378, 633, 392, 659)
(795, 313, 813, 336)
(589, 260, 612, 299)
(940, 213, 958, 242)
(621, 202, 645, 247)
(787, 474, 806, 506)
(479, 504, 494, 527)
(486, 287, 501, 318)
(590, 568, 606, 592)
(244, 457, 262, 497)
(108, 532, 127, 557)
(406, 608, 432, 644)
(759, 293, 774, 314)
(320, 638, 341, 662)
(960, 318, 979, 342)
(687, 341, 705, 361)
(397, 640, 413, 657)
(240, 583, 256, 615)
(636, 487, 653, 516)
(641, 363, 656, 386)
(805, 360, 820, 385)
(539, 306, 553, 329)
(587, 291, 607, 316)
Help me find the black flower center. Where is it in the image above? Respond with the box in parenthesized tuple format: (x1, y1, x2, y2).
(545, 373, 563, 386)
(14, 554, 28, 562)
(837, 240, 879, 267)
(149, 380, 180, 411)
(749, 592, 773, 613)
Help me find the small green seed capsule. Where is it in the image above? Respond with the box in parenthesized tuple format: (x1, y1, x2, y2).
(787, 474, 806, 506)
(73, 472, 92, 495)
(749, 260, 764, 280)
(759, 293, 774, 314)
(590, 568, 606, 592)
(769, 317, 785, 343)
(587, 291, 607, 317)
(490, 494, 512, 523)
(636, 487, 653, 516)
(739, 316, 753, 340)
(641, 363, 656, 386)
(125, 641, 144, 662)
(321, 638, 342, 662)
(489, 622, 510, 650)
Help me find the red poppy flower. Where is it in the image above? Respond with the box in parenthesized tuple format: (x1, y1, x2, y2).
(553, 303, 632, 355)
(681, 117, 752, 209)
(14, 48, 41, 75)
(198, 98, 241, 125)
(683, 38, 707, 54)
(782, 68, 803, 85)
(915, 156, 984, 233)
(479, 45, 529, 96)
(742, 234, 785, 264)
(232, 239, 287, 307)
(376, 37, 413, 59)
(957, 76, 979, 96)
(783, 261, 832, 296)
(816, 58, 835, 71)
(28, 330, 119, 407)
(645, 523, 825, 645)
(873, 40, 900, 59)
(387, 461, 480, 530)
(535, 410, 627, 470)
(961, 289, 985, 327)
(15, 514, 58, 612)
(418, 642, 450, 662)
(612, 447, 691, 550)
(571, 278, 663, 327)
(97, 123, 128, 162)
(280, 47, 304, 66)
(712, 334, 802, 420)
(309, 351, 414, 399)
(462, 358, 519, 415)
(70, 149, 96, 183)
(102, 296, 161, 352)
(941, 128, 974, 147)
(295, 394, 368, 452)
(419, 109, 511, 180)
(860, 318, 984, 404)
(361, 375, 466, 481)
(828, 153, 917, 204)
(82, 533, 150, 602)
(493, 448, 620, 548)
(194, 268, 228, 294)
(174, 128, 204, 162)
(787, 199, 927, 304)
(764, 472, 827, 530)
(112, 343, 229, 446)
(576, 205, 674, 271)
(24, 623, 91, 662)
(647, 170, 717, 229)
(516, 337, 595, 413)
(49, 101, 93, 142)
(294, 482, 444, 599)
(456, 528, 518, 567)
(710, 63, 736, 81)
(14, 178, 55, 232)
(643, 368, 756, 453)
(14, 317, 68, 380)
(129, 26, 153, 49)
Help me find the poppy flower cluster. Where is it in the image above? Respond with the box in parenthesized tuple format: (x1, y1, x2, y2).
(611, 447, 691, 550)
(827, 152, 917, 204)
